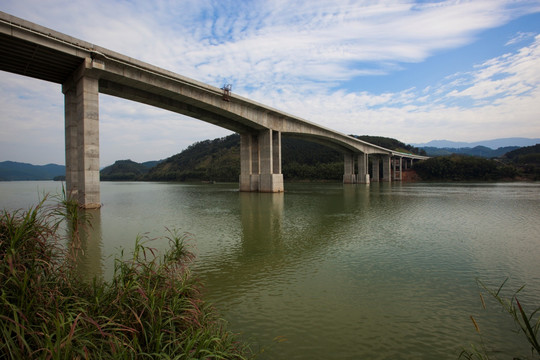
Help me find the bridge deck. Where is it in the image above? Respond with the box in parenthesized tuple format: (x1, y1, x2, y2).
(1, 11, 428, 205)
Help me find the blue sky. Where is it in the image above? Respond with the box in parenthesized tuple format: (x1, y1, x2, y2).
(1, 0, 540, 166)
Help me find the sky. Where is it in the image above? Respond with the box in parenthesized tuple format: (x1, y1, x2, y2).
(1, 0, 540, 166)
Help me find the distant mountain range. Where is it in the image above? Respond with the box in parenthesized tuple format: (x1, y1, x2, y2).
(412, 137, 539, 149)
(420, 146, 520, 158)
(2, 137, 538, 181)
(0, 161, 65, 181)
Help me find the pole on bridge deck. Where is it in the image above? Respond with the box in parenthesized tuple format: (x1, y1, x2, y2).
(62, 58, 101, 208)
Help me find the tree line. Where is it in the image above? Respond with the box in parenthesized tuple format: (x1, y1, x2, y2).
(412, 144, 539, 181)
(100, 134, 539, 182)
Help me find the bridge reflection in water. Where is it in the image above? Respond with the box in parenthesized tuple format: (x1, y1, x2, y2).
(67, 209, 104, 282)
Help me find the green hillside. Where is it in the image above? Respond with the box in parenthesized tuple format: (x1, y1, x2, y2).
(504, 144, 540, 165)
(145, 134, 347, 182)
(503, 144, 540, 180)
(353, 135, 426, 156)
(412, 155, 518, 181)
(143, 133, 426, 182)
(411, 144, 540, 181)
(144, 135, 240, 182)
(100, 160, 154, 181)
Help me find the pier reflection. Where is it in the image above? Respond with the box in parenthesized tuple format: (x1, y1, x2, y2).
(67, 209, 104, 282)
(239, 192, 284, 250)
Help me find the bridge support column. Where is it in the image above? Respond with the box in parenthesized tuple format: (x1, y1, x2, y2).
(372, 157, 380, 182)
(240, 134, 256, 191)
(63, 59, 101, 208)
(343, 152, 356, 184)
(240, 130, 283, 193)
(357, 153, 370, 184)
(259, 129, 284, 192)
(393, 157, 403, 181)
(382, 156, 391, 182)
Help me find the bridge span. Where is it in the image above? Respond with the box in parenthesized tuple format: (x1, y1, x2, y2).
(0, 11, 428, 208)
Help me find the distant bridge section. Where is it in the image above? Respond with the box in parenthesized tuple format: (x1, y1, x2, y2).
(0, 11, 428, 208)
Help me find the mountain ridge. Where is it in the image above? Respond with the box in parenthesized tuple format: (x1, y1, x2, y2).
(0, 161, 65, 181)
(2, 137, 537, 181)
(412, 137, 539, 149)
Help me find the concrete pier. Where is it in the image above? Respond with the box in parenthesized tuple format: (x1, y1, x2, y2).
(382, 156, 391, 182)
(259, 129, 284, 192)
(372, 157, 380, 182)
(0, 11, 429, 203)
(357, 153, 369, 184)
(343, 152, 357, 184)
(240, 130, 284, 192)
(393, 157, 403, 181)
(62, 59, 101, 208)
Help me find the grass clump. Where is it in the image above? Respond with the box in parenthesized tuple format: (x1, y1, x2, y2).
(0, 198, 254, 359)
(461, 279, 540, 360)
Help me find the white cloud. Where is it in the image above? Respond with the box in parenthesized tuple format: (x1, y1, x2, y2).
(1, 0, 540, 165)
(447, 35, 540, 100)
(252, 34, 540, 143)
(506, 31, 536, 45)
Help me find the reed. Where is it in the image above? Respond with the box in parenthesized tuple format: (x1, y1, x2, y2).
(0, 199, 254, 359)
(460, 278, 540, 360)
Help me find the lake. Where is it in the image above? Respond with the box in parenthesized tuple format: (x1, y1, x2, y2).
(1, 181, 539, 359)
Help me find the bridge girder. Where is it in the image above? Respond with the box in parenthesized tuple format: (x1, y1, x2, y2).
(0, 11, 428, 204)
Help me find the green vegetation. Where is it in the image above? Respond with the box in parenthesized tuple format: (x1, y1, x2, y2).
(96, 135, 538, 183)
(281, 137, 342, 181)
(144, 134, 347, 182)
(0, 198, 254, 359)
(413, 155, 518, 181)
(145, 135, 240, 182)
(352, 135, 426, 156)
(413, 144, 540, 181)
(143, 133, 426, 182)
(505, 144, 540, 164)
(461, 279, 540, 360)
(100, 159, 155, 181)
(503, 144, 540, 180)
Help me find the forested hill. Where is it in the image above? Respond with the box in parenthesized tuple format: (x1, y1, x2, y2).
(143, 134, 425, 182)
(412, 144, 540, 181)
(100, 160, 158, 181)
(352, 135, 427, 156)
(144, 135, 241, 182)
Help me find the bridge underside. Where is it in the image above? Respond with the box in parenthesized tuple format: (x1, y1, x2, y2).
(1, 12, 428, 207)
(0, 32, 82, 84)
(61, 62, 404, 207)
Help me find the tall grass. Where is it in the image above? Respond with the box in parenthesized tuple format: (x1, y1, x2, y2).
(460, 279, 540, 360)
(0, 198, 254, 359)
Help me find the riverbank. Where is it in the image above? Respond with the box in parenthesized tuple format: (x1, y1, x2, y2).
(0, 198, 254, 359)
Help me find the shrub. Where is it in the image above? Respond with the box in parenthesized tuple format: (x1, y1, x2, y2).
(0, 199, 253, 359)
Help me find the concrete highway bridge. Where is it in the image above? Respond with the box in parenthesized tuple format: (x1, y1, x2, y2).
(0, 12, 428, 208)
